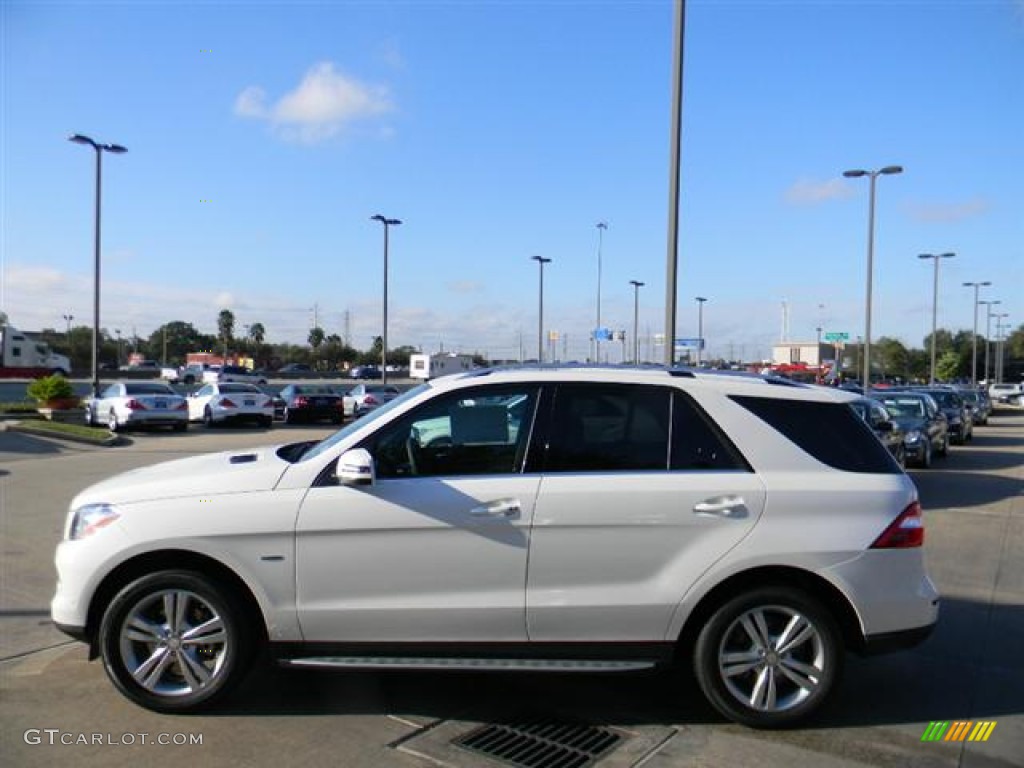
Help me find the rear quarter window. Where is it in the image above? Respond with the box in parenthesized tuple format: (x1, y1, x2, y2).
(730, 395, 900, 474)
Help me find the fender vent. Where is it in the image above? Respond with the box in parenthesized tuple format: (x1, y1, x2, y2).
(229, 454, 257, 464)
(453, 720, 622, 768)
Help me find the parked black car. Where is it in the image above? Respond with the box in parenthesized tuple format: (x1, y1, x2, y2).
(869, 391, 949, 468)
(956, 387, 990, 425)
(277, 384, 345, 424)
(913, 388, 973, 444)
(849, 397, 906, 468)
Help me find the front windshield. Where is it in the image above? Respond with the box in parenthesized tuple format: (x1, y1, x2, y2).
(878, 397, 924, 419)
(298, 383, 431, 463)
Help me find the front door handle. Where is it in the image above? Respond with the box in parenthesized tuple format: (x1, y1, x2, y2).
(470, 498, 521, 519)
(693, 496, 748, 519)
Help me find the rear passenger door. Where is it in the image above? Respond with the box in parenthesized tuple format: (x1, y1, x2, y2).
(526, 383, 766, 642)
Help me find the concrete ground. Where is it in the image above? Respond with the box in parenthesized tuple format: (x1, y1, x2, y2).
(1, 409, 1021, 768)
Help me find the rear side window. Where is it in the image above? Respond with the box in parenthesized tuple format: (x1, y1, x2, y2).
(546, 384, 670, 471)
(671, 392, 750, 471)
(731, 395, 900, 474)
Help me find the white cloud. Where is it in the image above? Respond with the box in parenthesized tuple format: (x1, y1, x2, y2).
(213, 292, 235, 309)
(904, 198, 990, 223)
(446, 280, 484, 295)
(784, 177, 856, 205)
(235, 62, 394, 143)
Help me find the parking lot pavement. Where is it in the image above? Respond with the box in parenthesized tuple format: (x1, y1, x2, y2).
(1, 412, 1021, 768)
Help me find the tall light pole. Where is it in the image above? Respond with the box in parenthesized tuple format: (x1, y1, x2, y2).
(843, 165, 903, 391)
(370, 214, 401, 384)
(531, 256, 551, 362)
(979, 299, 1001, 383)
(962, 280, 991, 386)
(917, 252, 955, 384)
(695, 296, 707, 366)
(594, 221, 608, 363)
(994, 313, 1010, 383)
(664, 0, 686, 367)
(68, 134, 127, 396)
(62, 313, 74, 338)
(630, 280, 644, 364)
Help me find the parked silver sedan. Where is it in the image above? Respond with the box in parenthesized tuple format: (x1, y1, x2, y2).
(84, 381, 188, 432)
(342, 383, 401, 417)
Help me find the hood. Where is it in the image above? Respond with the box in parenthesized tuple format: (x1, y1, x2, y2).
(890, 416, 926, 433)
(71, 444, 291, 508)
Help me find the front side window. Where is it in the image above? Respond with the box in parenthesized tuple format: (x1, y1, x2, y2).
(362, 385, 539, 479)
(545, 384, 670, 472)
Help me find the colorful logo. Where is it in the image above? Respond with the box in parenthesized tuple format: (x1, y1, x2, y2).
(921, 721, 997, 742)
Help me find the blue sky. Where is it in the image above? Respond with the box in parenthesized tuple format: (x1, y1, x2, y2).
(2, 0, 1022, 362)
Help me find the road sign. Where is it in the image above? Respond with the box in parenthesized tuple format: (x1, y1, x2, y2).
(824, 332, 849, 342)
(675, 338, 705, 349)
(592, 327, 613, 342)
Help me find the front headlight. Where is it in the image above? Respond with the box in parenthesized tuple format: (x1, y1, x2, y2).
(905, 430, 923, 444)
(68, 503, 121, 540)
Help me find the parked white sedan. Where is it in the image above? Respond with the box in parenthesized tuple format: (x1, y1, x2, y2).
(342, 383, 402, 417)
(187, 382, 274, 428)
(84, 381, 188, 432)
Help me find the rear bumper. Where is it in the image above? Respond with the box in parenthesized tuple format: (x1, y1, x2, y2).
(860, 621, 937, 655)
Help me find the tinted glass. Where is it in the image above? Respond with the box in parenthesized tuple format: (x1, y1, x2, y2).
(363, 385, 538, 478)
(731, 395, 900, 474)
(220, 383, 259, 393)
(873, 394, 926, 419)
(126, 382, 175, 395)
(546, 384, 670, 472)
(670, 391, 750, 471)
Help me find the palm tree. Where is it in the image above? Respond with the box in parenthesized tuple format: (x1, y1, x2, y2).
(248, 322, 266, 346)
(218, 309, 235, 359)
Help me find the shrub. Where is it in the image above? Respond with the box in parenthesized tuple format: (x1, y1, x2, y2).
(26, 374, 77, 404)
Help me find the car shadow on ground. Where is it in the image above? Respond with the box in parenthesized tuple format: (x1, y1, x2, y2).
(910, 470, 1024, 509)
(209, 597, 1021, 732)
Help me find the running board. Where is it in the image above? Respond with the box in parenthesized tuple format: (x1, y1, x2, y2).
(280, 656, 656, 672)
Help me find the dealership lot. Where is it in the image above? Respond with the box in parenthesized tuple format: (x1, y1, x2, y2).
(1, 409, 1021, 768)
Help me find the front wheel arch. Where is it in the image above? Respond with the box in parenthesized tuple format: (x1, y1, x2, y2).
(84, 550, 267, 660)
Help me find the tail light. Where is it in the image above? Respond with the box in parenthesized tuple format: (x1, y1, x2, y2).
(870, 501, 924, 549)
(364, 395, 378, 405)
(295, 396, 309, 407)
(174, 401, 188, 411)
(220, 398, 238, 408)
(335, 399, 346, 410)
(126, 399, 146, 410)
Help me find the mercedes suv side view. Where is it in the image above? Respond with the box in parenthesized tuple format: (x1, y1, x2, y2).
(52, 367, 938, 727)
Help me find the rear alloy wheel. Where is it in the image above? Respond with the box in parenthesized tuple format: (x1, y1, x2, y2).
(98, 570, 252, 713)
(694, 587, 841, 728)
(107, 409, 121, 432)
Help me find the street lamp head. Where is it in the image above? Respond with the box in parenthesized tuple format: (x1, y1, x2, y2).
(371, 214, 401, 226)
(630, 280, 644, 288)
(695, 296, 707, 303)
(843, 169, 867, 178)
(68, 133, 97, 148)
(531, 255, 551, 265)
(596, 221, 607, 230)
(104, 144, 128, 154)
(879, 165, 903, 176)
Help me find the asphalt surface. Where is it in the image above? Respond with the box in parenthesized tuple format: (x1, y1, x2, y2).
(1, 406, 1022, 768)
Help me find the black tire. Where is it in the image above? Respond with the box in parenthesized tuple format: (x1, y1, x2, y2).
(918, 440, 932, 469)
(895, 445, 906, 470)
(173, 421, 187, 432)
(98, 570, 253, 713)
(259, 416, 272, 429)
(203, 407, 216, 428)
(693, 586, 842, 728)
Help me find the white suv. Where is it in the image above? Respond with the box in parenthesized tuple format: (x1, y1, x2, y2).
(52, 367, 938, 727)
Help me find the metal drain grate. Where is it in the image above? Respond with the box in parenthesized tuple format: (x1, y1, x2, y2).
(453, 721, 623, 768)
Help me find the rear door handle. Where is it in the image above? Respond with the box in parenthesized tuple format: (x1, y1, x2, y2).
(470, 498, 521, 519)
(693, 496, 748, 519)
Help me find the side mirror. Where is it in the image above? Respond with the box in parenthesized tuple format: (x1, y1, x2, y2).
(876, 420, 894, 433)
(337, 448, 375, 487)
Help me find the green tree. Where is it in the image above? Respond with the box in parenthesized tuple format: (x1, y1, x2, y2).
(308, 326, 325, 350)
(248, 322, 266, 346)
(874, 337, 910, 381)
(935, 349, 961, 382)
(217, 309, 235, 358)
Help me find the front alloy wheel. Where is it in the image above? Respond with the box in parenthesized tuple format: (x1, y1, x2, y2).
(694, 587, 841, 728)
(99, 571, 251, 712)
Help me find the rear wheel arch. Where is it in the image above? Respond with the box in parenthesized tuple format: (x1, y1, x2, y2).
(84, 550, 268, 657)
(676, 566, 864, 657)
